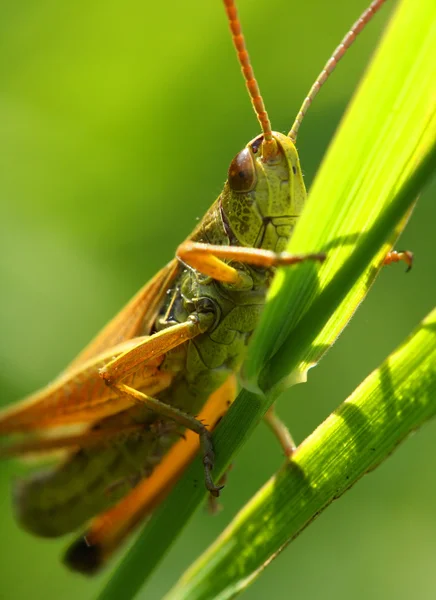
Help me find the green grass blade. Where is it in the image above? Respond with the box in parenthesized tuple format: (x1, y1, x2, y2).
(167, 307, 436, 599)
(96, 0, 436, 598)
(243, 0, 436, 391)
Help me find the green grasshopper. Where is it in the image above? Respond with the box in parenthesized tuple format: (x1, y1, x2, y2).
(0, 0, 411, 575)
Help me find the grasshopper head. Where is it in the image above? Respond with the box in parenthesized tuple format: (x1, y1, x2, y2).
(221, 132, 306, 252)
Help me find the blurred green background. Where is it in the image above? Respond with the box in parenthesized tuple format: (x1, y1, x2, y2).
(0, 0, 435, 598)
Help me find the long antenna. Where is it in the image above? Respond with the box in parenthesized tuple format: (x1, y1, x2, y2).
(289, 0, 388, 143)
(223, 0, 277, 158)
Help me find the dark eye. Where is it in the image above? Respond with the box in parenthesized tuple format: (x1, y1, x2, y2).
(228, 148, 256, 192)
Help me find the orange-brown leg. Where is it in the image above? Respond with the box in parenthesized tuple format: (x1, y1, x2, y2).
(98, 314, 222, 494)
(63, 376, 237, 574)
(106, 383, 222, 497)
(177, 241, 325, 286)
(0, 319, 204, 435)
(100, 316, 209, 385)
(99, 311, 223, 495)
(384, 250, 413, 272)
(264, 405, 296, 458)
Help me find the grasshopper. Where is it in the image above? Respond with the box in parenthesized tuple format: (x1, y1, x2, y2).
(0, 0, 411, 575)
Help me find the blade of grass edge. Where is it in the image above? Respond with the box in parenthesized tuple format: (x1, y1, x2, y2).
(166, 307, 436, 599)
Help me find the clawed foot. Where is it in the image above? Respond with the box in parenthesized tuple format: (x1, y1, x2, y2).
(384, 250, 413, 272)
(201, 432, 224, 497)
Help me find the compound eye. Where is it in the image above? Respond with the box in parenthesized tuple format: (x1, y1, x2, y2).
(228, 148, 256, 192)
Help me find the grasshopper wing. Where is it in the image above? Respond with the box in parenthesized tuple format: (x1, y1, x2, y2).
(67, 258, 179, 370)
(0, 259, 179, 433)
(0, 340, 171, 433)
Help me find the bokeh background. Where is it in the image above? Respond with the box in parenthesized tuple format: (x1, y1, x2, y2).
(0, 0, 435, 598)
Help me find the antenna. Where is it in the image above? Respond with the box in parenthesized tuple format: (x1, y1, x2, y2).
(223, 0, 278, 158)
(288, 0, 388, 142)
